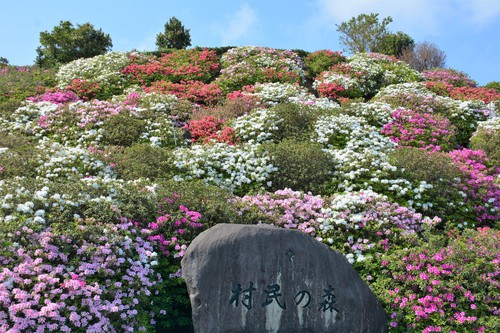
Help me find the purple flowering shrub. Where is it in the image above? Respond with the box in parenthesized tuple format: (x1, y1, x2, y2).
(233, 188, 329, 235)
(381, 108, 457, 152)
(0, 219, 161, 332)
(374, 227, 499, 332)
(448, 149, 500, 226)
(423, 68, 477, 88)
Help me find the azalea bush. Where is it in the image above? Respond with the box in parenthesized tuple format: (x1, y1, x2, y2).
(56, 52, 130, 100)
(145, 80, 223, 106)
(0, 65, 56, 105)
(374, 227, 500, 332)
(304, 49, 346, 78)
(122, 49, 220, 86)
(470, 117, 500, 167)
(381, 108, 457, 152)
(216, 46, 306, 92)
(423, 68, 477, 88)
(172, 142, 277, 195)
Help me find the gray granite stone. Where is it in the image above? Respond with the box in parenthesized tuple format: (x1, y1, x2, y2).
(181, 223, 388, 333)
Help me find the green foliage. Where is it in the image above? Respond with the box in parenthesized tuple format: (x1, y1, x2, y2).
(378, 31, 415, 57)
(35, 21, 112, 68)
(271, 103, 318, 141)
(0, 134, 39, 179)
(266, 140, 335, 194)
(336, 13, 393, 53)
(0, 66, 57, 104)
(109, 144, 175, 181)
(470, 122, 500, 167)
(156, 17, 192, 50)
(0, 57, 8, 66)
(484, 81, 500, 92)
(304, 50, 346, 78)
(101, 111, 146, 146)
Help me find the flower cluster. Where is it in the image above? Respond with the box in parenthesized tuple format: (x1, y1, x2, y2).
(304, 49, 346, 77)
(341, 101, 393, 128)
(423, 68, 477, 88)
(56, 52, 130, 99)
(173, 142, 276, 195)
(377, 227, 499, 332)
(234, 188, 328, 235)
(27, 89, 79, 105)
(231, 108, 282, 144)
(318, 190, 440, 264)
(0, 219, 161, 332)
(381, 108, 457, 152)
(122, 49, 220, 85)
(145, 80, 223, 106)
(448, 149, 500, 225)
(216, 46, 306, 92)
(184, 115, 236, 145)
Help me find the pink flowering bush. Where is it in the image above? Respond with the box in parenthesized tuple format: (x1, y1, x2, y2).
(27, 89, 79, 105)
(374, 227, 499, 332)
(423, 68, 477, 88)
(122, 49, 220, 86)
(0, 219, 161, 332)
(233, 189, 328, 235)
(66, 78, 100, 101)
(381, 109, 457, 152)
(448, 149, 500, 226)
(448, 87, 500, 104)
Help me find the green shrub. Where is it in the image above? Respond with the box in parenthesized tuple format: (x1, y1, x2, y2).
(110, 143, 175, 180)
(101, 111, 147, 146)
(0, 133, 39, 179)
(0, 66, 57, 104)
(271, 103, 319, 141)
(266, 140, 335, 194)
(484, 81, 500, 92)
(470, 118, 500, 167)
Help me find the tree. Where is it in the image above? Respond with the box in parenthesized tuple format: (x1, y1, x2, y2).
(336, 13, 393, 53)
(156, 17, 192, 50)
(35, 21, 112, 68)
(378, 31, 415, 57)
(400, 41, 446, 72)
(0, 57, 8, 67)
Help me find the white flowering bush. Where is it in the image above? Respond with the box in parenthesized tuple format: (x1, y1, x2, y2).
(0, 101, 59, 133)
(56, 51, 130, 98)
(216, 46, 306, 92)
(341, 101, 393, 128)
(173, 142, 277, 195)
(244, 82, 340, 110)
(231, 108, 282, 144)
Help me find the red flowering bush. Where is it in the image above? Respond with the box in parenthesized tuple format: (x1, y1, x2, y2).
(122, 49, 220, 86)
(448, 87, 500, 104)
(381, 109, 457, 152)
(145, 80, 223, 106)
(184, 115, 237, 145)
(66, 78, 100, 101)
(374, 227, 499, 332)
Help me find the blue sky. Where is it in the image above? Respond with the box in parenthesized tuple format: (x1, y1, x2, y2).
(1, 0, 499, 85)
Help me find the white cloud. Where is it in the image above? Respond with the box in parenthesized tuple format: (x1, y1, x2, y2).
(218, 3, 258, 45)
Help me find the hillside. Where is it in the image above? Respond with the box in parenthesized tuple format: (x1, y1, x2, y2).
(0, 46, 499, 332)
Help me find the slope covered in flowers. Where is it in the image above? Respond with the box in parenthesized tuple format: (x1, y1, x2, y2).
(0, 47, 499, 332)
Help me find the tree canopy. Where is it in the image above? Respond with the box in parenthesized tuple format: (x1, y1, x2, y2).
(400, 41, 447, 72)
(156, 16, 192, 50)
(35, 21, 112, 68)
(336, 13, 393, 54)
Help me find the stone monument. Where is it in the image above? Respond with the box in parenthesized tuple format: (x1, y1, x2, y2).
(181, 223, 388, 333)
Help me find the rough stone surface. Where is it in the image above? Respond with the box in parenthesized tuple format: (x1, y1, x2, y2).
(181, 223, 388, 333)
